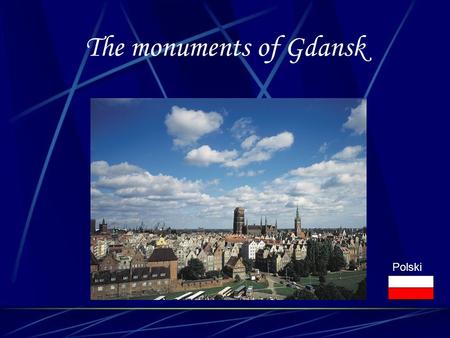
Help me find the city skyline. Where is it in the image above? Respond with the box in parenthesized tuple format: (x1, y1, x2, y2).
(91, 99, 366, 229)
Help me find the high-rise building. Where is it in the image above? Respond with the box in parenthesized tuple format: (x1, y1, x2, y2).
(233, 207, 245, 234)
(294, 206, 301, 236)
(90, 219, 96, 235)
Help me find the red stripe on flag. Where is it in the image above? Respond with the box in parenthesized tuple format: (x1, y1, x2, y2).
(388, 287, 434, 300)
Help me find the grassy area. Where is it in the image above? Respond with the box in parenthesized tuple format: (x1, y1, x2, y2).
(273, 283, 284, 288)
(256, 289, 273, 294)
(304, 270, 366, 291)
(274, 287, 295, 296)
(225, 279, 268, 290)
(242, 279, 269, 289)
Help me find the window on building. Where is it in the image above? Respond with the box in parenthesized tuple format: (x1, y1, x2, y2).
(110, 285, 115, 290)
(98, 286, 103, 291)
(132, 283, 136, 288)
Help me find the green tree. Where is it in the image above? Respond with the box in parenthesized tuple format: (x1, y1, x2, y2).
(205, 270, 222, 279)
(321, 240, 333, 272)
(179, 258, 205, 280)
(328, 246, 346, 272)
(294, 259, 310, 277)
(353, 278, 367, 300)
(305, 240, 318, 275)
(314, 283, 346, 300)
(280, 262, 298, 281)
(337, 286, 354, 300)
(306, 240, 332, 276)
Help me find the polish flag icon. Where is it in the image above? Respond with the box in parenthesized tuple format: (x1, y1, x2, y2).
(388, 276, 434, 300)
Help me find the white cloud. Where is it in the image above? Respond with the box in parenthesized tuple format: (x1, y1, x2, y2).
(236, 169, 265, 177)
(343, 100, 366, 135)
(92, 145, 365, 228)
(165, 106, 223, 146)
(230, 117, 255, 140)
(92, 161, 203, 199)
(256, 132, 294, 150)
(225, 131, 294, 168)
(319, 142, 328, 154)
(185, 145, 238, 167)
(91, 161, 143, 176)
(332, 145, 364, 161)
(241, 135, 259, 150)
(290, 159, 365, 178)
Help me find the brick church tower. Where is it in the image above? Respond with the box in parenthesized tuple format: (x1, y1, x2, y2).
(294, 206, 301, 237)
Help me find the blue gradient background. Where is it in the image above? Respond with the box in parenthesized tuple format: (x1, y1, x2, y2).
(0, 0, 449, 336)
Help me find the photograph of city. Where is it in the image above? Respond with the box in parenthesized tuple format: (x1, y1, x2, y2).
(90, 99, 367, 301)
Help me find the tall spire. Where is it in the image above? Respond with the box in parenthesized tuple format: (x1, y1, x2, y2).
(260, 217, 262, 226)
(296, 205, 300, 219)
(265, 216, 267, 226)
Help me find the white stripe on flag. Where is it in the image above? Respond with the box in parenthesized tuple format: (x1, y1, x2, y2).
(388, 275, 434, 288)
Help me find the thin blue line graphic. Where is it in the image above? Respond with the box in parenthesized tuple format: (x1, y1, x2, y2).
(281, 309, 439, 338)
(11, 6, 274, 122)
(364, 0, 415, 98)
(247, 313, 335, 338)
(120, 310, 187, 338)
(65, 311, 132, 338)
(4, 309, 71, 336)
(120, 2, 167, 98)
(319, 310, 437, 338)
(11, 4, 107, 282)
(208, 310, 273, 338)
(68, 311, 299, 337)
(28, 311, 130, 338)
(203, 2, 271, 98)
(257, 1, 312, 98)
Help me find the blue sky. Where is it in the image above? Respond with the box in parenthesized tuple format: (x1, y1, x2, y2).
(91, 99, 366, 229)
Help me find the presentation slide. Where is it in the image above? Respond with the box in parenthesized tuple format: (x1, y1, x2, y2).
(1, 1, 448, 337)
